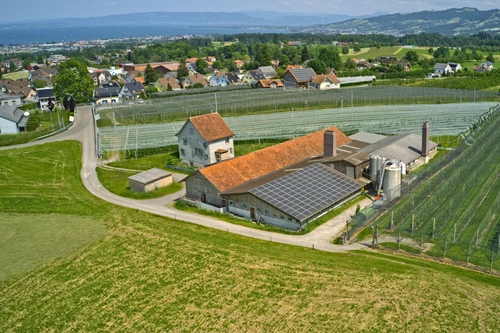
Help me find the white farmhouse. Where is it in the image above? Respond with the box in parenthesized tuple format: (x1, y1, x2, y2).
(433, 63, 452, 75)
(175, 112, 235, 167)
(310, 74, 341, 90)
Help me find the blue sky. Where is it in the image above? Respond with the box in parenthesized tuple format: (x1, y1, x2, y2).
(3, 0, 499, 21)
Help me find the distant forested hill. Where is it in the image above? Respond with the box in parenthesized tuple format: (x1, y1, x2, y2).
(304, 7, 500, 36)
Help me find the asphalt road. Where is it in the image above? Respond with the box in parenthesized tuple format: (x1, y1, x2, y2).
(3, 106, 370, 253)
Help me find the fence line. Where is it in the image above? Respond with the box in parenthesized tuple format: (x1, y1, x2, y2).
(97, 102, 496, 153)
(347, 103, 500, 270)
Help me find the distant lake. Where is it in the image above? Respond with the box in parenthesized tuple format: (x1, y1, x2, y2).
(0, 25, 286, 46)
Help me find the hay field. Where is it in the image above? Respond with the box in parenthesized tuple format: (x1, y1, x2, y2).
(0, 141, 500, 332)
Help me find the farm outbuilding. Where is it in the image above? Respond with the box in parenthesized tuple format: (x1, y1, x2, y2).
(128, 168, 172, 193)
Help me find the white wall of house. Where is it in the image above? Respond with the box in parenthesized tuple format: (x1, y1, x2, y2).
(434, 65, 452, 75)
(207, 138, 234, 163)
(0, 117, 19, 134)
(95, 96, 120, 104)
(1, 96, 22, 107)
(177, 121, 234, 167)
(451, 64, 462, 72)
(312, 80, 340, 90)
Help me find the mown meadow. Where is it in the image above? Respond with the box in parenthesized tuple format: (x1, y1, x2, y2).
(1, 141, 500, 332)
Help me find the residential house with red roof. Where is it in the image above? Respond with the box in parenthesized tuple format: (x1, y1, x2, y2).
(182, 73, 208, 88)
(256, 79, 284, 89)
(310, 74, 340, 90)
(175, 112, 235, 167)
(155, 77, 182, 92)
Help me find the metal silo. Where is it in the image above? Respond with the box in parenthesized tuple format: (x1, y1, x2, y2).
(383, 164, 401, 201)
(369, 155, 380, 183)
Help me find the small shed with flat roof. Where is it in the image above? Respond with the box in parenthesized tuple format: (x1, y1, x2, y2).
(128, 168, 172, 193)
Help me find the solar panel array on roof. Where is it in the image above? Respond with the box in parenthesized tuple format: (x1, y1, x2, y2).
(290, 68, 316, 82)
(250, 163, 361, 221)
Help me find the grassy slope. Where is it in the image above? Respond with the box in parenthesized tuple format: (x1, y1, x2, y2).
(0, 213, 105, 281)
(340, 46, 403, 61)
(1, 141, 500, 331)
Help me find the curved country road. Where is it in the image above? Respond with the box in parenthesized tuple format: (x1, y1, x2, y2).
(2, 106, 370, 253)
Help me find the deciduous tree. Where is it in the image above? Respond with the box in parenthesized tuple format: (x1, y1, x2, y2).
(177, 59, 189, 80)
(318, 47, 342, 70)
(301, 46, 310, 63)
(403, 50, 419, 64)
(144, 63, 158, 85)
(257, 44, 272, 66)
(308, 59, 327, 74)
(53, 58, 94, 103)
(32, 79, 47, 89)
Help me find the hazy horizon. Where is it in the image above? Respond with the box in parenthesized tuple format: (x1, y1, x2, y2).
(2, 1, 499, 23)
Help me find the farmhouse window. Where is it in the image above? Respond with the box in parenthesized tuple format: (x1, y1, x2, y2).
(182, 138, 187, 145)
(180, 149, 185, 156)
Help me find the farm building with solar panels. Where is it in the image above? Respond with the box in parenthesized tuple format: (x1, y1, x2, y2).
(183, 122, 438, 231)
(183, 127, 365, 230)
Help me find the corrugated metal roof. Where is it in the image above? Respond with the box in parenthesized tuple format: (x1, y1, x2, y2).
(349, 132, 387, 144)
(338, 76, 376, 85)
(360, 134, 437, 164)
(128, 168, 171, 185)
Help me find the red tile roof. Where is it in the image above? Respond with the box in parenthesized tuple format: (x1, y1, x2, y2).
(157, 77, 181, 90)
(311, 74, 340, 84)
(188, 112, 235, 143)
(185, 73, 207, 86)
(257, 79, 284, 88)
(200, 127, 351, 192)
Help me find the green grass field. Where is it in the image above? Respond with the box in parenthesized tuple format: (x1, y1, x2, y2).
(96, 166, 183, 199)
(1, 141, 500, 331)
(2, 71, 29, 80)
(341, 46, 403, 61)
(0, 213, 105, 281)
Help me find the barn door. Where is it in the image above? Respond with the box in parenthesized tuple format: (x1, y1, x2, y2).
(250, 207, 256, 219)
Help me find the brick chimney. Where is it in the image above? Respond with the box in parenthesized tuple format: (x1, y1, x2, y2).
(422, 121, 430, 161)
(324, 130, 336, 158)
